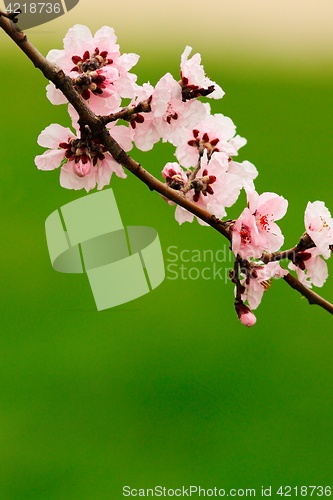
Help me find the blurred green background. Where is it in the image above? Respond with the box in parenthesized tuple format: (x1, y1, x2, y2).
(1, 0, 333, 498)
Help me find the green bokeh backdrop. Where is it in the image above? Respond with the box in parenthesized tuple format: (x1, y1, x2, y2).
(1, 9, 333, 499)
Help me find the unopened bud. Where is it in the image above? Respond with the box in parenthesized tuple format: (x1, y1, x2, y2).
(235, 301, 256, 327)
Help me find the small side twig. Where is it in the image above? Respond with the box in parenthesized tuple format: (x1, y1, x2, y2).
(99, 99, 152, 126)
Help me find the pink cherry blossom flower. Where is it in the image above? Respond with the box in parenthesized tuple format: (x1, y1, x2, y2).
(227, 159, 258, 191)
(152, 73, 207, 145)
(232, 190, 288, 259)
(162, 162, 188, 191)
(163, 153, 243, 225)
(248, 190, 288, 250)
(180, 46, 224, 100)
(128, 83, 161, 151)
(288, 247, 328, 288)
(232, 207, 261, 259)
(175, 106, 246, 168)
(239, 261, 288, 310)
(304, 201, 333, 259)
(46, 25, 139, 114)
(129, 75, 208, 151)
(34, 123, 129, 192)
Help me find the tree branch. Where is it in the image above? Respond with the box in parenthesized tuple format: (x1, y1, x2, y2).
(283, 272, 333, 314)
(1, 14, 332, 316)
(99, 99, 152, 126)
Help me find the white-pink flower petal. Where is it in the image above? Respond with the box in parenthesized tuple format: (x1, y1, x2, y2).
(304, 201, 333, 259)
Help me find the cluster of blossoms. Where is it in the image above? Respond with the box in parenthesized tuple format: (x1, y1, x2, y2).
(288, 201, 333, 288)
(35, 25, 333, 326)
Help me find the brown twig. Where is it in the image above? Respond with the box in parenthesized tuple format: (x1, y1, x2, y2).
(261, 232, 316, 263)
(99, 99, 152, 126)
(180, 154, 203, 194)
(1, 14, 332, 316)
(283, 272, 333, 314)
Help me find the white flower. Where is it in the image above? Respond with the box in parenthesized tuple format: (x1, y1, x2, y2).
(304, 201, 333, 259)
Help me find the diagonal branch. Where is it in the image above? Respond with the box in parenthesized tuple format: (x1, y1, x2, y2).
(283, 272, 333, 314)
(1, 13, 332, 316)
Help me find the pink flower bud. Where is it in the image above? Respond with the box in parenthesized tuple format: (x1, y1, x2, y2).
(235, 301, 257, 327)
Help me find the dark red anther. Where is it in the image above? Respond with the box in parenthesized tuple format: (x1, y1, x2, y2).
(208, 175, 216, 184)
(251, 269, 258, 279)
(168, 169, 177, 177)
(93, 157, 98, 166)
(192, 129, 199, 138)
(182, 76, 188, 85)
(202, 169, 208, 176)
(72, 55, 82, 64)
(206, 185, 214, 195)
(199, 85, 215, 97)
(173, 112, 178, 120)
(59, 142, 70, 149)
(94, 47, 100, 54)
(81, 89, 90, 100)
(202, 132, 209, 142)
(299, 252, 312, 261)
(97, 152, 105, 161)
(187, 140, 198, 147)
(71, 66, 79, 72)
(294, 251, 312, 270)
(83, 50, 90, 60)
(166, 116, 171, 124)
(130, 121, 136, 129)
(107, 59, 113, 64)
(193, 191, 200, 202)
(135, 114, 145, 124)
(80, 155, 90, 164)
(94, 74, 106, 83)
(210, 138, 219, 146)
(100, 50, 108, 59)
(65, 149, 73, 159)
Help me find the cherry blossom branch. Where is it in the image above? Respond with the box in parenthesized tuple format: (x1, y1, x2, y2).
(282, 272, 333, 314)
(261, 233, 315, 263)
(232, 256, 243, 300)
(232, 256, 257, 326)
(0, 9, 20, 22)
(180, 154, 203, 194)
(1, 14, 333, 316)
(0, 13, 231, 243)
